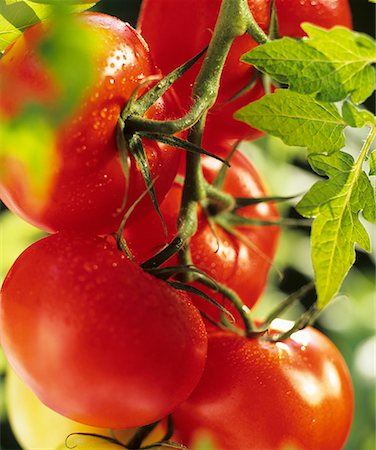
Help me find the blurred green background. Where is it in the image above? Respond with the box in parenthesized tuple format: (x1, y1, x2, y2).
(0, 1, 375, 449)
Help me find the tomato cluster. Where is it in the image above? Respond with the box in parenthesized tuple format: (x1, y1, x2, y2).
(0, 1, 355, 449)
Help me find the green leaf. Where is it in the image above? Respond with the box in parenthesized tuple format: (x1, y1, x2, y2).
(302, 24, 376, 104)
(235, 90, 347, 153)
(369, 150, 376, 176)
(0, 105, 56, 204)
(342, 102, 376, 128)
(241, 26, 376, 104)
(242, 37, 346, 102)
(37, 12, 104, 120)
(0, 0, 97, 52)
(296, 145, 376, 309)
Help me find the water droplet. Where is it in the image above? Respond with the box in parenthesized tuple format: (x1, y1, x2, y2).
(100, 107, 108, 119)
(106, 77, 116, 89)
(76, 145, 87, 154)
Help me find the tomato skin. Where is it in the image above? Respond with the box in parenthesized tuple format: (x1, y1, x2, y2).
(125, 149, 279, 322)
(173, 322, 354, 450)
(0, 232, 208, 429)
(275, 0, 352, 37)
(138, 0, 352, 145)
(5, 367, 137, 450)
(0, 13, 181, 234)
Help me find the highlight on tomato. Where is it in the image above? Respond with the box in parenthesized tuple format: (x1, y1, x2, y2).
(0, 13, 182, 234)
(138, 0, 352, 144)
(0, 232, 208, 429)
(173, 319, 354, 450)
(125, 147, 280, 322)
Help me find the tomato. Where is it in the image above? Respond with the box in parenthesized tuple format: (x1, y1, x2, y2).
(0, 13, 181, 234)
(5, 366, 137, 450)
(173, 319, 354, 450)
(0, 232, 207, 428)
(138, 0, 352, 145)
(124, 149, 279, 323)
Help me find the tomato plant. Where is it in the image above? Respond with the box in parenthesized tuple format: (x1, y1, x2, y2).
(173, 320, 354, 450)
(0, 232, 207, 429)
(0, 13, 181, 234)
(0, 0, 374, 449)
(138, 0, 352, 145)
(125, 148, 280, 322)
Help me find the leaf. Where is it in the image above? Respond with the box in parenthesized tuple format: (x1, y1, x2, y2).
(0, 0, 97, 52)
(302, 24, 376, 104)
(241, 26, 376, 104)
(342, 102, 376, 128)
(37, 12, 104, 120)
(235, 90, 347, 153)
(369, 150, 376, 176)
(241, 37, 346, 102)
(0, 105, 56, 207)
(296, 147, 376, 309)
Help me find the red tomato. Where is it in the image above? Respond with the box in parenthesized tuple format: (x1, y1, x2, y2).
(138, 0, 352, 145)
(173, 320, 354, 450)
(0, 13, 181, 234)
(124, 149, 279, 323)
(0, 232, 208, 428)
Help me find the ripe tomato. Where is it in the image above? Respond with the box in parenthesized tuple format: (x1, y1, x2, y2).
(138, 0, 352, 144)
(173, 320, 354, 450)
(0, 13, 181, 234)
(124, 149, 280, 323)
(0, 232, 207, 428)
(6, 366, 137, 450)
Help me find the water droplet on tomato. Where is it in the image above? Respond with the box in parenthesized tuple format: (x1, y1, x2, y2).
(100, 107, 108, 119)
(106, 77, 116, 89)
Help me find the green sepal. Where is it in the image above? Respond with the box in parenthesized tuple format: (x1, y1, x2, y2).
(235, 193, 300, 208)
(168, 281, 234, 321)
(126, 133, 167, 236)
(136, 132, 229, 166)
(127, 47, 207, 117)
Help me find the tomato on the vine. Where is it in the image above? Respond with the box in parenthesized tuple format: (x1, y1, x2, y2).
(138, 0, 352, 145)
(0, 13, 182, 234)
(125, 148, 279, 322)
(0, 232, 208, 428)
(173, 320, 354, 450)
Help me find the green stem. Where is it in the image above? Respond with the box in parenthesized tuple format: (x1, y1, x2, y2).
(176, 116, 207, 277)
(127, 0, 252, 135)
(360, 125, 376, 165)
(140, 0, 251, 269)
(242, 1, 269, 44)
(204, 182, 236, 212)
(126, 422, 159, 449)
